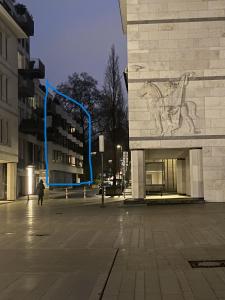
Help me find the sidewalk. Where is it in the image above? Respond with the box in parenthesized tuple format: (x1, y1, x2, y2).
(0, 198, 225, 299)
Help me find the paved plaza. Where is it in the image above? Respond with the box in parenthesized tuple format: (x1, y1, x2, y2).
(0, 197, 225, 299)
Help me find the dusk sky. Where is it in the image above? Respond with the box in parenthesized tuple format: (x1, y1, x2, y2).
(20, 0, 127, 88)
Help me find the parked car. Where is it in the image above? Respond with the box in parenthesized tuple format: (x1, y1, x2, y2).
(98, 180, 123, 196)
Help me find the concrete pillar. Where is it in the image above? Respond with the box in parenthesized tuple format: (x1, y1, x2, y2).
(185, 155, 190, 196)
(76, 174, 80, 183)
(7, 163, 17, 201)
(177, 159, 186, 195)
(131, 150, 145, 199)
(189, 149, 204, 198)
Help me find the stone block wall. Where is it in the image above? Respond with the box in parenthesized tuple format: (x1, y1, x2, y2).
(125, 0, 225, 201)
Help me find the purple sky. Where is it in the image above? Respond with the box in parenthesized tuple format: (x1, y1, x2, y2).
(20, 0, 127, 88)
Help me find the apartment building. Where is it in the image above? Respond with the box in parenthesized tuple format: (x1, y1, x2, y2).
(18, 84, 84, 195)
(17, 24, 83, 194)
(47, 94, 84, 185)
(119, 0, 225, 202)
(0, 0, 28, 200)
(1, 0, 84, 198)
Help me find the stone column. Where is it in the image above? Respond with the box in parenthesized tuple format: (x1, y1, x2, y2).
(189, 149, 204, 198)
(7, 163, 17, 201)
(76, 174, 80, 183)
(185, 155, 191, 196)
(131, 150, 145, 199)
(176, 159, 186, 195)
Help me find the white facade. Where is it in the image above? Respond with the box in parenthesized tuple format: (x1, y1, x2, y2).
(47, 98, 84, 185)
(120, 0, 225, 202)
(0, 2, 26, 200)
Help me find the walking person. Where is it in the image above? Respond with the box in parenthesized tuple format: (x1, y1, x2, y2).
(37, 179, 45, 206)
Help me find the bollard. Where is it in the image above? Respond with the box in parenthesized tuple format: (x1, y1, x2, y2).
(83, 186, 86, 199)
(65, 188, 68, 199)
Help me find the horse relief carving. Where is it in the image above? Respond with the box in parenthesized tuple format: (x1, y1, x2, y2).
(140, 73, 200, 136)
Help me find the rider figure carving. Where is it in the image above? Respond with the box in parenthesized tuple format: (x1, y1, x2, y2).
(142, 73, 199, 136)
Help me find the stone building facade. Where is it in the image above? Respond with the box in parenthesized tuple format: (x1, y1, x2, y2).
(119, 0, 225, 202)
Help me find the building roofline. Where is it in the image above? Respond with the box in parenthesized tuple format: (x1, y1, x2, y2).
(118, 0, 127, 34)
(0, 3, 27, 38)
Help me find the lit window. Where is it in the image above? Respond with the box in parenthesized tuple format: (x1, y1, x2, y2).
(71, 157, 76, 166)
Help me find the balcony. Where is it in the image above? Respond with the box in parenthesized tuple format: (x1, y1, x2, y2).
(14, 3, 34, 36)
(0, 1, 34, 36)
(31, 59, 45, 78)
(19, 117, 43, 138)
(18, 76, 35, 97)
(19, 59, 45, 79)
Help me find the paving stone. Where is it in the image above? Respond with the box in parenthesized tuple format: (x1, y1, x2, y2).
(0, 199, 225, 299)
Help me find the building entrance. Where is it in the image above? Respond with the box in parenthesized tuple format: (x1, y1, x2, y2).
(146, 159, 177, 195)
(144, 148, 204, 200)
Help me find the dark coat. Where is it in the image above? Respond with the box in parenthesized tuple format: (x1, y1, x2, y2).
(37, 182, 45, 196)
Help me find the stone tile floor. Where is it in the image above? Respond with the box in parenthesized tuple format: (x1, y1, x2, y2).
(0, 198, 225, 299)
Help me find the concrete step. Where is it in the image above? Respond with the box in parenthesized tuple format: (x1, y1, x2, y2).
(146, 198, 205, 205)
(124, 198, 205, 205)
(124, 198, 146, 205)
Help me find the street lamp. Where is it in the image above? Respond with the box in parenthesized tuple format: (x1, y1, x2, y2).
(99, 135, 105, 207)
(108, 160, 112, 180)
(116, 145, 123, 181)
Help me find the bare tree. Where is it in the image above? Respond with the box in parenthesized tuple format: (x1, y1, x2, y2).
(98, 45, 128, 187)
(57, 72, 101, 180)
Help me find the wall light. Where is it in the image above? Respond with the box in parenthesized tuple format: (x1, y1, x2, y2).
(26, 165, 35, 195)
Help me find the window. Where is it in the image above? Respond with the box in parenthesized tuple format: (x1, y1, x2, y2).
(18, 51, 23, 69)
(19, 138, 24, 160)
(0, 32, 2, 56)
(0, 119, 9, 145)
(5, 121, 8, 145)
(25, 39, 29, 53)
(70, 127, 76, 134)
(5, 77, 8, 102)
(0, 76, 9, 102)
(71, 156, 76, 166)
(0, 75, 2, 100)
(52, 150, 63, 163)
(5, 36, 8, 60)
(28, 142, 34, 164)
(0, 119, 2, 144)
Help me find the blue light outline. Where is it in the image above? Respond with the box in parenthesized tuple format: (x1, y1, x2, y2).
(44, 80, 93, 187)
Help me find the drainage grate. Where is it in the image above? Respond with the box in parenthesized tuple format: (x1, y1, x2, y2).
(56, 212, 63, 215)
(189, 260, 225, 268)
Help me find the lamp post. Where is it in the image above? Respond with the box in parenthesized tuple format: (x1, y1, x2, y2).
(108, 160, 112, 179)
(99, 135, 105, 207)
(116, 144, 122, 181)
